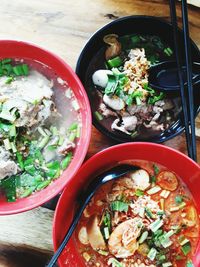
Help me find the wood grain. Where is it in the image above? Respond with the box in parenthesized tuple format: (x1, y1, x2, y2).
(0, 0, 199, 266)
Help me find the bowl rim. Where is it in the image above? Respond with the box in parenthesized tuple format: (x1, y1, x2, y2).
(53, 142, 200, 266)
(0, 39, 92, 215)
(75, 15, 200, 144)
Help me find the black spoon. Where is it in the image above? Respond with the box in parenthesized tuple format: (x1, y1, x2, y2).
(149, 61, 200, 92)
(46, 164, 139, 267)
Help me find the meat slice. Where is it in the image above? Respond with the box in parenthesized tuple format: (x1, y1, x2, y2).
(111, 116, 137, 135)
(0, 70, 53, 128)
(127, 104, 153, 120)
(103, 94, 125, 111)
(37, 99, 54, 125)
(57, 138, 75, 156)
(99, 103, 117, 118)
(0, 144, 19, 180)
(86, 215, 106, 251)
(0, 160, 18, 180)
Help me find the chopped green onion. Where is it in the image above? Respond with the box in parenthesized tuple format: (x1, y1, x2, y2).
(178, 202, 186, 209)
(135, 96, 141, 105)
(159, 231, 174, 248)
(24, 165, 37, 176)
(36, 180, 51, 190)
(145, 207, 154, 219)
(68, 122, 78, 131)
(46, 160, 61, 179)
(20, 187, 36, 198)
(175, 195, 183, 204)
(105, 75, 117, 95)
(153, 164, 160, 175)
(179, 235, 190, 246)
(163, 230, 174, 239)
(11, 142, 17, 153)
(112, 67, 124, 77)
(147, 247, 157, 261)
(69, 131, 76, 142)
(21, 64, 29, 75)
(151, 175, 156, 183)
(157, 254, 166, 263)
(13, 65, 23, 76)
(94, 111, 103, 121)
(3, 138, 11, 150)
(149, 219, 163, 233)
(1, 58, 12, 64)
(110, 200, 129, 212)
(147, 186, 161, 195)
(139, 231, 148, 244)
(160, 238, 173, 248)
(148, 92, 165, 105)
(107, 56, 123, 68)
(164, 47, 173, 57)
(2, 64, 13, 74)
(5, 76, 14, 84)
(135, 189, 144, 197)
(38, 135, 50, 149)
(181, 241, 191, 256)
(16, 152, 24, 170)
(50, 126, 58, 136)
(61, 152, 72, 170)
(38, 126, 48, 137)
(47, 145, 57, 151)
(44, 128, 52, 136)
(9, 125, 16, 137)
(160, 190, 170, 199)
(102, 211, 111, 232)
(131, 131, 138, 138)
(58, 135, 64, 146)
(76, 124, 81, 138)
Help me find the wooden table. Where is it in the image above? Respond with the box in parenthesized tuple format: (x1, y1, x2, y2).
(0, 1, 199, 266)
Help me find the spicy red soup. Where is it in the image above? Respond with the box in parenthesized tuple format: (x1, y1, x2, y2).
(75, 160, 199, 267)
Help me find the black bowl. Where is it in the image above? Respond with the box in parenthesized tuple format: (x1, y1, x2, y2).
(76, 15, 200, 143)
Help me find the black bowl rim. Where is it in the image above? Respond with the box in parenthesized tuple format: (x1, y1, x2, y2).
(76, 15, 200, 144)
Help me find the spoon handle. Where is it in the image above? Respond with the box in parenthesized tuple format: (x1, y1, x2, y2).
(46, 185, 98, 267)
(46, 164, 137, 266)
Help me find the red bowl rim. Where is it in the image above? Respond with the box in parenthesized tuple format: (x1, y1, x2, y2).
(0, 40, 92, 215)
(53, 142, 200, 266)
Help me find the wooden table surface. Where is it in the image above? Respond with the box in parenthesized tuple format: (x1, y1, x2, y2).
(0, 1, 199, 266)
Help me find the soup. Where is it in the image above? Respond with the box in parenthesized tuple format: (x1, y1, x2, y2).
(86, 34, 181, 140)
(76, 160, 199, 267)
(0, 58, 81, 201)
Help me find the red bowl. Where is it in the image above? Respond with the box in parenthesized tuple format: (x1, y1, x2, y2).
(0, 40, 92, 215)
(53, 142, 200, 267)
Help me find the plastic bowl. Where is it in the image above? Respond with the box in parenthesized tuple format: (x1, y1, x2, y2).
(0, 40, 91, 215)
(76, 15, 200, 143)
(53, 142, 200, 267)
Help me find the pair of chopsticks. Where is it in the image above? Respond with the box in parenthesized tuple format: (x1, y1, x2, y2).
(169, 0, 197, 161)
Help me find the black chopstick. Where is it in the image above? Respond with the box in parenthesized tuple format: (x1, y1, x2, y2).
(169, 0, 197, 161)
(181, 0, 197, 161)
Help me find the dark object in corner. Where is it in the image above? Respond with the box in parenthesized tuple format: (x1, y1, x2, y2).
(0, 244, 55, 267)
